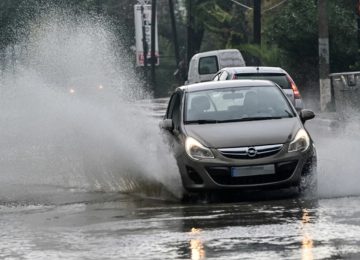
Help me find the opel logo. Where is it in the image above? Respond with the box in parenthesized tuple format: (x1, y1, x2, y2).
(247, 147, 257, 157)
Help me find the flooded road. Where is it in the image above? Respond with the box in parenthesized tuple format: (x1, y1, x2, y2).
(1, 5, 360, 258)
(1, 189, 360, 259)
(0, 113, 359, 260)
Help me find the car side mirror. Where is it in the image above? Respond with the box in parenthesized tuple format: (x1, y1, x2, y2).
(300, 109, 315, 123)
(160, 119, 174, 131)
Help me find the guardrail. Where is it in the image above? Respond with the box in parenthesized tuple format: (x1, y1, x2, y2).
(330, 71, 360, 89)
(330, 71, 360, 120)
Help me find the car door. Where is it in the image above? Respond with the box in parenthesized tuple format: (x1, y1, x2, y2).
(163, 91, 184, 158)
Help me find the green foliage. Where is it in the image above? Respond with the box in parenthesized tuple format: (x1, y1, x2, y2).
(238, 44, 285, 67)
(1, 0, 359, 95)
(328, 0, 359, 72)
(192, 0, 249, 50)
(264, 0, 359, 73)
(350, 50, 360, 71)
(264, 0, 318, 61)
(197, 3, 232, 24)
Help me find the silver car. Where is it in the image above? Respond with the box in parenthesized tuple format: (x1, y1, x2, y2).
(212, 66, 304, 110)
(161, 80, 316, 198)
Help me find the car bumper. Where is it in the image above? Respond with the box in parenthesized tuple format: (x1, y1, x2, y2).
(176, 144, 315, 192)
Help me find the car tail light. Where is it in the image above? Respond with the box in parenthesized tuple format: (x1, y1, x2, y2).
(287, 75, 301, 99)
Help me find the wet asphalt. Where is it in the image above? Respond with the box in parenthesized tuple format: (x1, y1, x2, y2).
(1, 190, 360, 259)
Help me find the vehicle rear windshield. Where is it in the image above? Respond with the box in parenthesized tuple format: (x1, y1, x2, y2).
(234, 73, 291, 89)
(184, 85, 295, 124)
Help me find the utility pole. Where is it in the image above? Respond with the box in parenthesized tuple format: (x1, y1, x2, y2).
(358, 17, 360, 49)
(141, 5, 148, 75)
(96, 0, 101, 15)
(318, 0, 331, 111)
(150, 0, 157, 86)
(186, 0, 194, 64)
(253, 0, 261, 66)
(253, 0, 261, 45)
(169, 0, 180, 67)
(357, 0, 360, 48)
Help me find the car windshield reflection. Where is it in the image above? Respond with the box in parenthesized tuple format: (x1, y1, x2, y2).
(184, 85, 295, 124)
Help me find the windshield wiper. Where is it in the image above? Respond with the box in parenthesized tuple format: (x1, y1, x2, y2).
(284, 109, 294, 117)
(185, 119, 219, 124)
(185, 116, 287, 124)
(218, 117, 283, 123)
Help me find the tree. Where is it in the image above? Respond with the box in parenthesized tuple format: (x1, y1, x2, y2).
(264, 0, 359, 75)
(194, 0, 249, 50)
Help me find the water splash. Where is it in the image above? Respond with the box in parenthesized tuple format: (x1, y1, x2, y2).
(0, 5, 183, 202)
(307, 105, 360, 198)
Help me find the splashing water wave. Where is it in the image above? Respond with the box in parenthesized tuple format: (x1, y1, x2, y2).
(0, 6, 183, 202)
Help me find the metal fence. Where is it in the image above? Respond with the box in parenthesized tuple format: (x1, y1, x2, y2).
(330, 71, 360, 120)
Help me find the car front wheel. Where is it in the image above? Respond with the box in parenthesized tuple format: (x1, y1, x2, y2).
(299, 156, 318, 196)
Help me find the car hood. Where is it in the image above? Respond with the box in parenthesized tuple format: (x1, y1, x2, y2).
(183, 118, 302, 148)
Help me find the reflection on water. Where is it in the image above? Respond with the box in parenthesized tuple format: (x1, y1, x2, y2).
(301, 209, 314, 260)
(189, 228, 206, 260)
(4, 194, 360, 259)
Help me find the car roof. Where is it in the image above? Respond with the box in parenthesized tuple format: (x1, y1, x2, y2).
(220, 66, 287, 74)
(191, 49, 240, 59)
(178, 79, 277, 93)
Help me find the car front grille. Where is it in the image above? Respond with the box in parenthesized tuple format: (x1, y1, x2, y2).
(218, 144, 283, 159)
(206, 160, 298, 185)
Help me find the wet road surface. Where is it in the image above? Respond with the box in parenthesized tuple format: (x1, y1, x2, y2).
(1, 190, 360, 259)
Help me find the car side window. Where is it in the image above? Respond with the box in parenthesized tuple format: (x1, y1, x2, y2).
(219, 71, 228, 81)
(198, 56, 218, 75)
(166, 92, 182, 130)
(166, 94, 176, 119)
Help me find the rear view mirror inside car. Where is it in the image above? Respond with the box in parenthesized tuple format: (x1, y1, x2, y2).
(223, 92, 244, 100)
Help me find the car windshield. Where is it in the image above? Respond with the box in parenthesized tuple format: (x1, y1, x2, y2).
(184, 85, 295, 124)
(234, 73, 291, 89)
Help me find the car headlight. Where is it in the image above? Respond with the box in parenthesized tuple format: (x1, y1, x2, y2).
(288, 128, 310, 152)
(185, 137, 214, 160)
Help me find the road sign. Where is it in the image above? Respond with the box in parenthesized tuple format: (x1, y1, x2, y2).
(134, 4, 159, 66)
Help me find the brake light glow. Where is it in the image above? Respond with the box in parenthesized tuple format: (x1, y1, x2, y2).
(287, 75, 301, 99)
